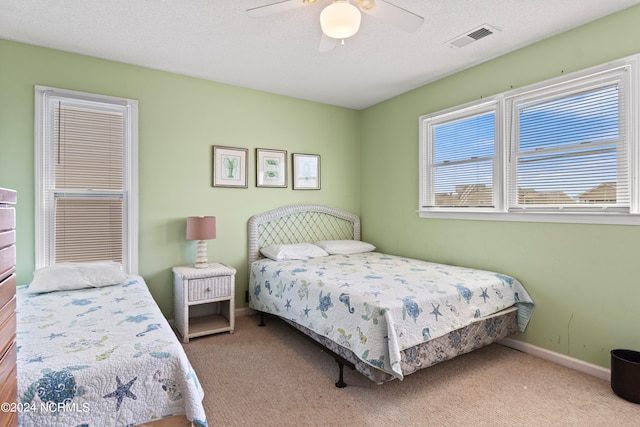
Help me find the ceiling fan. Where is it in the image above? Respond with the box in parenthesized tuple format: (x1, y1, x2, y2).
(246, 0, 424, 52)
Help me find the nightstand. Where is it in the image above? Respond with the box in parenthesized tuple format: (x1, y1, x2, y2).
(173, 263, 236, 343)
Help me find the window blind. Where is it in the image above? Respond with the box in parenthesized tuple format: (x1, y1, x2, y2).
(54, 105, 124, 190)
(509, 74, 627, 211)
(42, 95, 129, 266)
(425, 110, 496, 208)
(54, 196, 124, 263)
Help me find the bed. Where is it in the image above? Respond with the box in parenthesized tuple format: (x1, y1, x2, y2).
(247, 204, 534, 386)
(16, 268, 207, 427)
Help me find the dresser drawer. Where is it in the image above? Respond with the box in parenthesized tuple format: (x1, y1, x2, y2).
(0, 274, 15, 307)
(0, 310, 14, 360)
(0, 208, 14, 233)
(188, 276, 232, 302)
(0, 296, 15, 334)
(0, 246, 15, 282)
(0, 189, 16, 205)
(0, 276, 15, 312)
(0, 231, 14, 251)
(0, 341, 16, 396)
(0, 372, 17, 427)
(0, 364, 17, 427)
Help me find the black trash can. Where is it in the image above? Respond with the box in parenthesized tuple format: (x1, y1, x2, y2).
(611, 349, 640, 404)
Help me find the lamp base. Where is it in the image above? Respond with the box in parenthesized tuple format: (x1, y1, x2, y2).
(194, 262, 209, 269)
(194, 240, 209, 269)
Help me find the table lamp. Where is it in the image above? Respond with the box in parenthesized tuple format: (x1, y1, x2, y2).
(186, 216, 216, 268)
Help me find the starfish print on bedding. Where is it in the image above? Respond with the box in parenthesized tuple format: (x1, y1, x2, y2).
(430, 303, 442, 321)
(480, 287, 490, 303)
(103, 376, 137, 411)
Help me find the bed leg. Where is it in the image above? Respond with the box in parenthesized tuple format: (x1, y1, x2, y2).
(335, 361, 347, 388)
(258, 312, 266, 327)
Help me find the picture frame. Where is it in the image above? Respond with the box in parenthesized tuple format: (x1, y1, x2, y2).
(256, 148, 287, 188)
(212, 145, 248, 188)
(292, 153, 321, 190)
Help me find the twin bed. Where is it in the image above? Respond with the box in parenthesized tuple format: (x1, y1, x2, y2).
(248, 204, 534, 386)
(16, 271, 207, 426)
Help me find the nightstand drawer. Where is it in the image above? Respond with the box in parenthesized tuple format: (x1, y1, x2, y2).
(188, 276, 232, 301)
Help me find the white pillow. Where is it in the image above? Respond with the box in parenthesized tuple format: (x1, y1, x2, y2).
(28, 261, 128, 294)
(260, 243, 329, 261)
(315, 240, 376, 255)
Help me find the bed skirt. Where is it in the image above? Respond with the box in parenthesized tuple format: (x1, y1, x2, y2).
(281, 306, 519, 384)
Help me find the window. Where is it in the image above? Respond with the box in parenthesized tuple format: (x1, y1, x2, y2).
(35, 86, 138, 273)
(419, 101, 500, 210)
(508, 71, 627, 213)
(419, 55, 639, 225)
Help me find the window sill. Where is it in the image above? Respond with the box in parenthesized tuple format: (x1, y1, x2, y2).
(418, 210, 640, 225)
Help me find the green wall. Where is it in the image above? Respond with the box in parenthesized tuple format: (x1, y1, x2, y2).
(0, 40, 361, 317)
(2, 5, 639, 370)
(360, 5, 640, 368)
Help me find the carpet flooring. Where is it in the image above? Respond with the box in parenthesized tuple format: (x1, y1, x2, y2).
(182, 315, 640, 427)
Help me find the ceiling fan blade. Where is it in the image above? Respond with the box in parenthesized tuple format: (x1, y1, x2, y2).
(363, 0, 424, 32)
(318, 34, 339, 53)
(246, 0, 309, 18)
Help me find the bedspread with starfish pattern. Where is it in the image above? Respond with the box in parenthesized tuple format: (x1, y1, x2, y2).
(15, 276, 207, 427)
(250, 252, 534, 380)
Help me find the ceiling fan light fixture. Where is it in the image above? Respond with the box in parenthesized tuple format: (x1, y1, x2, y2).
(320, 0, 361, 40)
(355, 0, 375, 10)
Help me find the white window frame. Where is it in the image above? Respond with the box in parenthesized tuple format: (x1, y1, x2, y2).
(418, 54, 640, 225)
(34, 86, 139, 273)
(419, 99, 503, 213)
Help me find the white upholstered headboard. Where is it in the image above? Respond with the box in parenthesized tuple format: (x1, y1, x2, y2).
(247, 204, 361, 267)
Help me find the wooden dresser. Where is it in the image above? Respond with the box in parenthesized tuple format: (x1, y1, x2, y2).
(0, 188, 17, 427)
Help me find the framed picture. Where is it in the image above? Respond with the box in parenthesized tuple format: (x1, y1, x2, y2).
(292, 153, 321, 190)
(256, 148, 287, 188)
(212, 145, 248, 188)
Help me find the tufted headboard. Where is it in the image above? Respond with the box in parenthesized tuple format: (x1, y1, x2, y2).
(247, 204, 361, 268)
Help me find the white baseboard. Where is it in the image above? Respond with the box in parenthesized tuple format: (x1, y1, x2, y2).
(500, 337, 611, 381)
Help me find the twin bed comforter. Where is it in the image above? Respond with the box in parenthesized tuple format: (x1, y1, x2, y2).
(16, 276, 207, 427)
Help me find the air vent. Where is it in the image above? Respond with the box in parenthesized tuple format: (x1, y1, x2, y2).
(447, 24, 499, 48)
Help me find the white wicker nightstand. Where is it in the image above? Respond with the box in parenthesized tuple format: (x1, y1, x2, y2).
(173, 263, 236, 343)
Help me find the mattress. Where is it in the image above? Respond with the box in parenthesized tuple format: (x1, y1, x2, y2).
(15, 276, 207, 427)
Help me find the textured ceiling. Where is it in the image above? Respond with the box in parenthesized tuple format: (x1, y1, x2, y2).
(1, 0, 639, 109)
